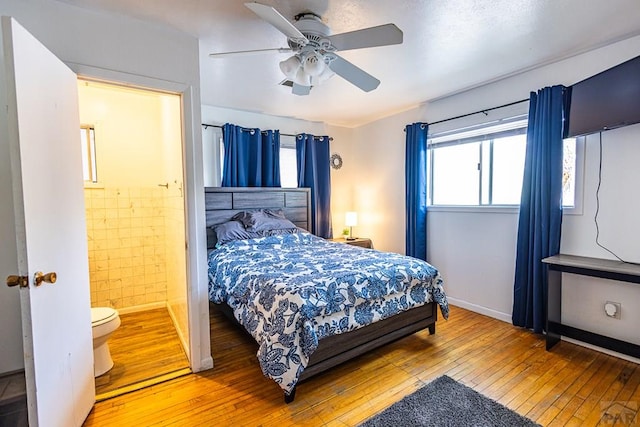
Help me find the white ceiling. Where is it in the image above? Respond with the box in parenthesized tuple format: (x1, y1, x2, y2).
(57, 0, 640, 127)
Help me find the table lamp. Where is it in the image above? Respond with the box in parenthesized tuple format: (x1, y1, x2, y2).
(345, 211, 358, 241)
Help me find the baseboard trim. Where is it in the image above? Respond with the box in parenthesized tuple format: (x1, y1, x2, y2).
(446, 297, 512, 324)
(561, 337, 640, 364)
(166, 303, 190, 362)
(116, 302, 166, 315)
(198, 356, 214, 372)
(447, 298, 640, 364)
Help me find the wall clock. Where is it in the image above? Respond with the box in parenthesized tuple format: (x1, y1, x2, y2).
(330, 153, 343, 170)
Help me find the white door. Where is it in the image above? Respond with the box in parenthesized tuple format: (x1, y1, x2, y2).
(2, 16, 95, 426)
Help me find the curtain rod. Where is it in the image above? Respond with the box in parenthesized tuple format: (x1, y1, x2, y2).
(429, 98, 529, 126)
(407, 98, 530, 129)
(201, 123, 333, 141)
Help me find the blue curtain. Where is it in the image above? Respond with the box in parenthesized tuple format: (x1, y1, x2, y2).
(512, 86, 567, 333)
(259, 130, 281, 186)
(296, 133, 332, 238)
(221, 123, 281, 187)
(405, 123, 429, 260)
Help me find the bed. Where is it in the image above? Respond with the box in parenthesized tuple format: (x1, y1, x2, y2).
(205, 187, 449, 403)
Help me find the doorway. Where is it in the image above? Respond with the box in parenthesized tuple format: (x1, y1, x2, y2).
(77, 80, 191, 399)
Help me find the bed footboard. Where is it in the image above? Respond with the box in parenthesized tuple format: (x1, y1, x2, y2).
(214, 299, 437, 404)
(300, 302, 437, 381)
(283, 302, 437, 403)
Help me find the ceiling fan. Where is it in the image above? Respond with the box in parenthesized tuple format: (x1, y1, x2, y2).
(209, 2, 403, 96)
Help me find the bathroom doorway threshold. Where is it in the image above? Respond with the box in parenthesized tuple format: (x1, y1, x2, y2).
(96, 367, 191, 402)
(95, 308, 191, 400)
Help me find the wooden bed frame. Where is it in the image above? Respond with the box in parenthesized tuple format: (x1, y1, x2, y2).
(205, 187, 438, 402)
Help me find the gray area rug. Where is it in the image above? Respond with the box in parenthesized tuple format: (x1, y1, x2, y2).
(360, 375, 540, 427)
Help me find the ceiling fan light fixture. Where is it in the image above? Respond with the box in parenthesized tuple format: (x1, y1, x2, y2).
(279, 52, 335, 88)
(217, 3, 404, 95)
(280, 53, 327, 87)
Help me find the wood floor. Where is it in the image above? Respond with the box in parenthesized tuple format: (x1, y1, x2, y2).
(84, 304, 640, 426)
(95, 307, 190, 399)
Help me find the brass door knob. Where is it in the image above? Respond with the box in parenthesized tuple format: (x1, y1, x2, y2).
(34, 271, 57, 286)
(6, 275, 29, 288)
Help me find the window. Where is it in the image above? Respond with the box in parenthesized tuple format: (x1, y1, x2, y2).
(279, 136, 298, 188)
(218, 134, 224, 184)
(80, 125, 97, 183)
(428, 119, 579, 208)
(431, 141, 484, 205)
(562, 138, 576, 207)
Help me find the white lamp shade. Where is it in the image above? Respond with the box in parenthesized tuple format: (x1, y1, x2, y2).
(279, 55, 302, 78)
(292, 68, 311, 86)
(303, 51, 326, 76)
(345, 211, 358, 227)
(313, 65, 335, 85)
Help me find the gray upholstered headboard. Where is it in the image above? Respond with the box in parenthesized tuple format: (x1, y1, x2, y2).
(204, 187, 311, 248)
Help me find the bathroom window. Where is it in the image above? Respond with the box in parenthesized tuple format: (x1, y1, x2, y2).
(80, 125, 98, 183)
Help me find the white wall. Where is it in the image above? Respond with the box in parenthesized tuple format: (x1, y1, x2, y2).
(560, 123, 640, 348)
(325, 124, 357, 236)
(161, 96, 190, 357)
(562, 125, 640, 263)
(347, 34, 640, 357)
(77, 82, 168, 187)
(351, 109, 421, 254)
(0, 0, 209, 374)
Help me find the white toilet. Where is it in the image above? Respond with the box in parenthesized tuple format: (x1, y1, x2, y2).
(91, 307, 121, 377)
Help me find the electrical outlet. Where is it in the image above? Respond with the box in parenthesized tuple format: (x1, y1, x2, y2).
(604, 301, 621, 319)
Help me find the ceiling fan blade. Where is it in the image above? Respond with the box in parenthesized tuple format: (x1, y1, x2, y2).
(209, 47, 292, 58)
(292, 83, 311, 96)
(244, 2, 308, 44)
(327, 24, 403, 51)
(328, 54, 380, 92)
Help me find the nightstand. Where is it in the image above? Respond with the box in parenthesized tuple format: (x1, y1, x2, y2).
(329, 237, 373, 249)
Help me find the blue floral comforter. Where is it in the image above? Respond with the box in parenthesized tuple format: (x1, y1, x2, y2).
(207, 232, 448, 395)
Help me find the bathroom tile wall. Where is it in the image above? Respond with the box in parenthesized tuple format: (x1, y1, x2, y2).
(85, 186, 167, 309)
